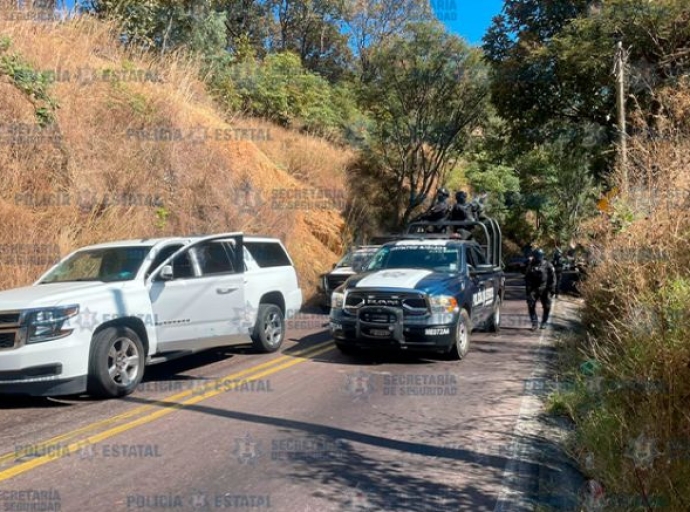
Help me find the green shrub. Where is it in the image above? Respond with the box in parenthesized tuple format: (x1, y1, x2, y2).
(0, 41, 59, 126)
(206, 51, 368, 142)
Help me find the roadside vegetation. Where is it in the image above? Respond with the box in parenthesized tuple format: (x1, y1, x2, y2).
(483, 1, 690, 509)
(549, 81, 690, 511)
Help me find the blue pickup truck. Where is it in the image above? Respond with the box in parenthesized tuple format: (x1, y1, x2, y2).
(329, 219, 505, 359)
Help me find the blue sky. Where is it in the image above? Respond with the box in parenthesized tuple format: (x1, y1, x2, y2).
(431, 0, 505, 46)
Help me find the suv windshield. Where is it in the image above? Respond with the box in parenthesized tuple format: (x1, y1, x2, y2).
(365, 245, 461, 273)
(336, 248, 378, 268)
(40, 246, 153, 283)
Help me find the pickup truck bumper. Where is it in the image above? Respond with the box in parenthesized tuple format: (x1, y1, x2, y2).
(329, 307, 456, 352)
(0, 333, 90, 396)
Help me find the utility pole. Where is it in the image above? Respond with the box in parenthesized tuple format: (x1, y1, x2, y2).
(614, 40, 628, 197)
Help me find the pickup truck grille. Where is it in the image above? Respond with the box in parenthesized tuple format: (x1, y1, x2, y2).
(326, 274, 350, 291)
(344, 292, 428, 316)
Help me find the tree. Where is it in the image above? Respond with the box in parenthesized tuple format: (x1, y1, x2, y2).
(483, 0, 690, 173)
(359, 22, 490, 228)
(483, 0, 600, 151)
(83, 0, 228, 57)
(513, 138, 600, 244)
(344, 0, 432, 77)
(267, 0, 353, 81)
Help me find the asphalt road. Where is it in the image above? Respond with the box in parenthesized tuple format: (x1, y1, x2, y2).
(0, 274, 560, 512)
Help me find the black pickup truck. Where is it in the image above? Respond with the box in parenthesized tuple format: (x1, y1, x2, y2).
(328, 218, 505, 359)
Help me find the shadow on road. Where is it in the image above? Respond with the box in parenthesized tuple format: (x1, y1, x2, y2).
(120, 393, 556, 511)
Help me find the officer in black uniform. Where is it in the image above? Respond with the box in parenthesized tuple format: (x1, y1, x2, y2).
(411, 188, 452, 233)
(423, 187, 452, 221)
(450, 191, 474, 221)
(551, 248, 565, 298)
(525, 249, 556, 330)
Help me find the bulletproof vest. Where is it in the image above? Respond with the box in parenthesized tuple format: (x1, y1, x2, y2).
(450, 204, 473, 221)
(526, 261, 549, 289)
(424, 201, 451, 221)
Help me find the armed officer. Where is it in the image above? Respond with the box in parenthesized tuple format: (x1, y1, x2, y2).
(525, 248, 556, 330)
(422, 187, 452, 221)
(450, 191, 475, 221)
(551, 248, 565, 298)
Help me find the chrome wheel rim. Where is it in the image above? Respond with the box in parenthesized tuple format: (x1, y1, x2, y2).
(263, 311, 283, 347)
(107, 338, 140, 387)
(457, 317, 469, 354)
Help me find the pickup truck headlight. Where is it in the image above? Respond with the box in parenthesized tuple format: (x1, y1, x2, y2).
(429, 295, 459, 314)
(331, 291, 344, 310)
(24, 305, 80, 343)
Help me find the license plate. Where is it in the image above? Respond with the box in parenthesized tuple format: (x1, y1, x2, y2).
(369, 329, 391, 337)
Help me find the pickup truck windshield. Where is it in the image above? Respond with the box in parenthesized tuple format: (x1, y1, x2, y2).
(40, 246, 153, 283)
(365, 245, 461, 273)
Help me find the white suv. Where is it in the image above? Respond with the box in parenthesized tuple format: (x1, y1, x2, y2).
(0, 233, 302, 398)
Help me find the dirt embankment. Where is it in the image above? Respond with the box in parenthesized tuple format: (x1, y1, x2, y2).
(0, 16, 352, 299)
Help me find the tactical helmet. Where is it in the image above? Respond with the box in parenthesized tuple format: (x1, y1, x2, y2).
(532, 249, 545, 263)
(437, 187, 450, 199)
(455, 190, 467, 203)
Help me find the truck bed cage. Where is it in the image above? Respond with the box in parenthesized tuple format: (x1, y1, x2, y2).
(403, 219, 502, 269)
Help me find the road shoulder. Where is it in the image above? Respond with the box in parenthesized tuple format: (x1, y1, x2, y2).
(494, 296, 586, 512)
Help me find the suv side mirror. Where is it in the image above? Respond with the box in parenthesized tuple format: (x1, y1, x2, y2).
(159, 264, 174, 281)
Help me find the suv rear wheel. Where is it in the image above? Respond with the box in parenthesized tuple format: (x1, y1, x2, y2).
(251, 303, 285, 353)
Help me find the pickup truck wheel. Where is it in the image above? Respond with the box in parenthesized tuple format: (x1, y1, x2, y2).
(449, 309, 471, 360)
(487, 297, 501, 333)
(87, 326, 145, 398)
(251, 304, 285, 353)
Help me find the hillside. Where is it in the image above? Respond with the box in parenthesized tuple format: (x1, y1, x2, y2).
(0, 16, 351, 300)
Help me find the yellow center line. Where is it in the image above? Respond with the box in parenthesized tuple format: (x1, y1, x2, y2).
(0, 342, 335, 482)
(0, 341, 333, 466)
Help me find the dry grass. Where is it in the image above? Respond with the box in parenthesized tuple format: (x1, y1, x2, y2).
(560, 81, 690, 510)
(0, 15, 351, 298)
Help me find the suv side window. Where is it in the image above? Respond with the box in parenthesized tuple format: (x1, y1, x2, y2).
(193, 241, 235, 275)
(244, 241, 291, 267)
(146, 244, 184, 278)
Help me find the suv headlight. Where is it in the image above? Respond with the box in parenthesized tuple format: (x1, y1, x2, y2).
(331, 291, 345, 310)
(429, 295, 458, 314)
(23, 305, 80, 343)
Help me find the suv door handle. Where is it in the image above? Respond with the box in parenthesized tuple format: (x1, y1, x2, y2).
(216, 287, 237, 294)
